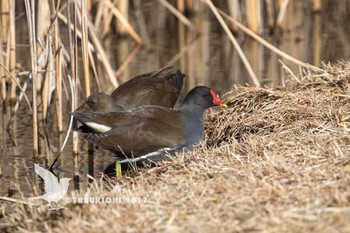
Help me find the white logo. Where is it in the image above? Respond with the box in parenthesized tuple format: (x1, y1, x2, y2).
(30, 164, 70, 210)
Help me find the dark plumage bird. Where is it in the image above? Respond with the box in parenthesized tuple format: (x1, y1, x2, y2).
(75, 67, 184, 113)
(71, 86, 227, 163)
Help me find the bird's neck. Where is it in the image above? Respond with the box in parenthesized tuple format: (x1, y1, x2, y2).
(179, 103, 205, 115)
(179, 105, 205, 148)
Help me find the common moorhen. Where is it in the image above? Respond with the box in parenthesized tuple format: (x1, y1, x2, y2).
(76, 67, 184, 113)
(71, 86, 227, 163)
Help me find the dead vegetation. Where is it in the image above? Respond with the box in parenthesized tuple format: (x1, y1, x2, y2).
(3, 62, 350, 232)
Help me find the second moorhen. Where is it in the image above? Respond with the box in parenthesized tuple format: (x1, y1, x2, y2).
(76, 67, 185, 113)
(71, 86, 227, 163)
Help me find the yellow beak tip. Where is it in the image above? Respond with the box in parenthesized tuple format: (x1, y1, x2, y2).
(220, 104, 229, 109)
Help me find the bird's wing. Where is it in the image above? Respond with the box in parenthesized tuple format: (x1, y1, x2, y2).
(111, 67, 184, 108)
(71, 105, 181, 131)
(34, 164, 60, 194)
(70, 111, 144, 133)
(92, 108, 186, 157)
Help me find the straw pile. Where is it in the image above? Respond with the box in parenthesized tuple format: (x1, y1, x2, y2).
(3, 62, 350, 232)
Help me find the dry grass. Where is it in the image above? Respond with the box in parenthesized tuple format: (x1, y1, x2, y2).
(3, 62, 350, 232)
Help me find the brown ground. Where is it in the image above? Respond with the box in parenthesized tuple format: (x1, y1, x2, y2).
(3, 62, 350, 232)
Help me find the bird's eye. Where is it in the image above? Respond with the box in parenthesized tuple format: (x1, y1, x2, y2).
(88, 99, 96, 105)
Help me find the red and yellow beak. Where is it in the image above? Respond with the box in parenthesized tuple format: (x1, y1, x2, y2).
(210, 89, 228, 109)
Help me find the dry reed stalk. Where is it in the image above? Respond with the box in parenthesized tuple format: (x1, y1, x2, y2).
(313, 0, 321, 12)
(42, 37, 54, 123)
(72, 12, 79, 144)
(81, 0, 93, 178)
(178, 22, 186, 74)
(217, 8, 323, 72)
(228, 0, 241, 32)
(187, 0, 194, 12)
(86, 0, 91, 11)
(177, 0, 185, 13)
(0, 0, 9, 116)
(248, 39, 262, 83)
(103, 0, 143, 44)
(55, 46, 63, 132)
(158, 0, 197, 33)
(313, 14, 321, 67)
(8, 0, 16, 105)
(36, 0, 51, 92)
(24, 0, 39, 160)
(66, 0, 80, 187)
(114, 0, 128, 34)
(265, 0, 275, 29)
(246, 0, 261, 33)
(276, 0, 289, 28)
(0, 27, 6, 102)
(81, 0, 91, 97)
(50, 0, 64, 133)
(204, 0, 260, 87)
(1, 0, 9, 44)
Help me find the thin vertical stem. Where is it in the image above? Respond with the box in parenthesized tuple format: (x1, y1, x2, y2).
(24, 0, 39, 160)
(81, 0, 90, 97)
(0, 15, 6, 102)
(313, 0, 321, 13)
(246, 0, 261, 33)
(67, 0, 80, 191)
(115, 0, 128, 34)
(228, 0, 241, 32)
(276, 0, 289, 28)
(1, 0, 9, 103)
(177, 0, 185, 13)
(9, 0, 16, 105)
(50, 0, 63, 133)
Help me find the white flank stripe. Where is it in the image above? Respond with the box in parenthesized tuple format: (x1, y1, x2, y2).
(119, 147, 182, 163)
(85, 122, 112, 133)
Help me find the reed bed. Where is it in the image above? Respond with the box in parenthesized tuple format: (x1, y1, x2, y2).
(2, 62, 350, 232)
